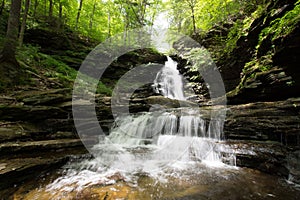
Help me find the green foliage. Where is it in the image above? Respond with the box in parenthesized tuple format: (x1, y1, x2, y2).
(258, 0, 300, 47)
(16, 45, 75, 87)
(39, 53, 77, 83)
(225, 20, 243, 54)
(7, 0, 163, 43)
(237, 51, 274, 91)
(15, 44, 112, 94)
(225, 5, 266, 55)
(181, 47, 215, 82)
(16, 45, 40, 67)
(167, 0, 260, 35)
(97, 82, 112, 96)
(243, 52, 273, 75)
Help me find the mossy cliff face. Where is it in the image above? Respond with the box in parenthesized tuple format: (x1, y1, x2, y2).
(179, 0, 300, 104)
(225, 0, 300, 104)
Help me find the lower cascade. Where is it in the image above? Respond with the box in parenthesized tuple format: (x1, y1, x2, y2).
(46, 109, 231, 193)
(93, 109, 224, 171)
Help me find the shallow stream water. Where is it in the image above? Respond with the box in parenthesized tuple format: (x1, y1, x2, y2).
(12, 160, 300, 200)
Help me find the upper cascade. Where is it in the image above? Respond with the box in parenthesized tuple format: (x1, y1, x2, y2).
(153, 56, 186, 100)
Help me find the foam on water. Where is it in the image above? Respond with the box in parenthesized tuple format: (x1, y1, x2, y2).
(47, 110, 232, 192)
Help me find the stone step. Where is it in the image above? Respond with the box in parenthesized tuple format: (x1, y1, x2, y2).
(0, 105, 68, 121)
(0, 149, 88, 193)
(218, 140, 288, 177)
(0, 139, 84, 157)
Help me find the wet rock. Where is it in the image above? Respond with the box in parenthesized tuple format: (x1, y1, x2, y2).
(225, 98, 300, 147)
(220, 140, 289, 177)
(0, 96, 16, 105)
(0, 149, 88, 193)
(15, 88, 72, 106)
(220, 98, 300, 178)
(101, 49, 166, 90)
(0, 157, 68, 191)
(0, 123, 29, 142)
(146, 96, 198, 109)
(0, 105, 68, 122)
(0, 139, 84, 157)
(287, 150, 300, 184)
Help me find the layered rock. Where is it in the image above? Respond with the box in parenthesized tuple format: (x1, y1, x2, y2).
(224, 98, 300, 181)
(173, 0, 300, 105)
(0, 89, 87, 192)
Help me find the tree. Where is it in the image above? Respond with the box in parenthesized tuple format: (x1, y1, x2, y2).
(168, 0, 190, 33)
(19, 0, 30, 47)
(88, 0, 96, 38)
(187, 0, 196, 34)
(0, 0, 22, 86)
(57, 0, 63, 29)
(75, 0, 83, 30)
(0, 0, 5, 15)
(49, 0, 53, 18)
(32, 0, 37, 17)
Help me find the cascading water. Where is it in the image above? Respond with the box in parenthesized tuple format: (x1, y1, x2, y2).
(45, 57, 231, 194)
(98, 109, 223, 166)
(153, 56, 186, 100)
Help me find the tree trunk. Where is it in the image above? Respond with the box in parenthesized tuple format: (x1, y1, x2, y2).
(88, 0, 96, 38)
(19, 0, 30, 47)
(107, 11, 111, 38)
(191, 6, 196, 34)
(58, 0, 62, 19)
(32, 0, 37, 18)
(188, 0, 196, 34)
(75, 0, 83, 30)
(48, 0, 52, 18)
(57, 0, 62, 29)
(0, 0, 5, 15)
(44, 0, 46, 16)
(1, 0, 22, 60)
(0, 0, 22, 86)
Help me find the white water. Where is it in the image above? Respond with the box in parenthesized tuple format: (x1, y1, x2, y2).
(96, 110, 222, 165)
(153, 56, 186, 100)
(47, 57, 232, 193)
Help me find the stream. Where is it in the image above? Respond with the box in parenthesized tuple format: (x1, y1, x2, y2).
(13, 57, 300, 199)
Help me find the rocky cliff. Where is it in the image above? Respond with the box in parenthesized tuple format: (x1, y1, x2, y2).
(174, 0, 300, 104)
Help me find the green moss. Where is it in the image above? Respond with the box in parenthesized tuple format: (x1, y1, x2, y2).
(15, 44, 77, 88)
(225, 20, 243, 54)
(272, 0, 300, 39)
(258, 0, 300, 47)
(225, 5, 267, 55)
(237, 51, 273, 92)
(37, 53, 78, 87)
(183, 47, 213, 70)
(243, 52, 273, 74)
(96, 82, 112, 96)
(16, 45, 41, 66)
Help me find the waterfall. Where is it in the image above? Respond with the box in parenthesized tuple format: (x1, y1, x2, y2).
(46, 57, 230, 193)
(153, 56, 186, 100)
(96, 110, 223, 166)
(101, 56, 224, 166)
(88, 56, 225, 172)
